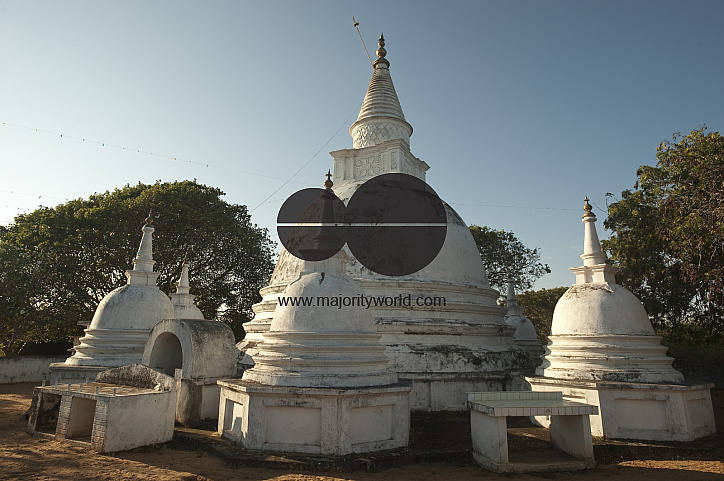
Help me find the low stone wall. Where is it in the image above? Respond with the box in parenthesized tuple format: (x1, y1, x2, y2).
(0, 356, 67, 384)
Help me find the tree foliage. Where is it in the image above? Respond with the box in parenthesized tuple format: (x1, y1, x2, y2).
(468, 225, 550, 293)
(0, 181, 275, 355)
(603, 128, 724, 343)
(0, 243, 69, 356)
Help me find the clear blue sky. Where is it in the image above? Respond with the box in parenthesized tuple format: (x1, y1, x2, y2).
(1, 1, 723, 290)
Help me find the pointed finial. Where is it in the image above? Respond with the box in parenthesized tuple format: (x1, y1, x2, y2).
(582, 196, 595, 219)
(377, 33, 387, 58)
(323, 170, 333, 190)
(145, 210, 154, 226)
(373, 33, 390, 68)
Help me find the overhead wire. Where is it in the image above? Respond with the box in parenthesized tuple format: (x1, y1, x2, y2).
(0, 121, 306, 184)
(248, 104, 362, 213)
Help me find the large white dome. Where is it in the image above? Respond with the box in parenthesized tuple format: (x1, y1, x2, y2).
(90, 285, 174, 331)
(270, 177, 488, 287)
(551, 283, 655, 337)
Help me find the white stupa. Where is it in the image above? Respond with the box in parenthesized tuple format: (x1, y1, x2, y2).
(539, 198, 684, 383)
(503, 280, 544, 366)
(170, 258, 204, 320)
(219, 199, 411, 454)
(239, 34, 528, 410)
(243, 254, 399, 389)
(528, 198, 716, 442)
(50, 215, 175, 381)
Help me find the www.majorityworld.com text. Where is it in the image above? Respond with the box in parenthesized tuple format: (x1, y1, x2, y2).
(277, 294, 447, 310)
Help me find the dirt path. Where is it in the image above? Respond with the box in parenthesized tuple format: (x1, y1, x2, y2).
(2, 383, 724, 481)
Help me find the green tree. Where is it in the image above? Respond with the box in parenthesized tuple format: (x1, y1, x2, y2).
(0, 181, 275, 354)
(468, 225, 550, 293)
(517, 287, 568, 343)
(0, 243, 72, 356)
(604, 128, 724, 343)
(603, 189, 695, 334)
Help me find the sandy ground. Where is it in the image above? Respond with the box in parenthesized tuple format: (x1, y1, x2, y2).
(2, 383, 724, 481)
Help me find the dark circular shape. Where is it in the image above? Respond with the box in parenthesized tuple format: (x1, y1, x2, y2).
(277, 188, 347, 261)
(345, 173, 447, 276)
(346, 225, 447, 276)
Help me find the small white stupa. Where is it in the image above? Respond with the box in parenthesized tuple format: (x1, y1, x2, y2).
(169, 257, 204, 320)
(528, 198, 716, 442)
(50, 214, 175, 382)
(218, 176, 410, 455)
(503, 280, 544, 365)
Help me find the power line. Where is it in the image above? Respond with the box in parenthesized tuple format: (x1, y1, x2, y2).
(0, 121, 306, 184)
(447, 202, 578, 212)
(249, 104, 361, 213)
(0, 190, 68, 201)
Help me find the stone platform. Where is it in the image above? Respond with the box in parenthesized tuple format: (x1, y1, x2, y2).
(527, 376, 716, 442)
(27, 380, 175, 452)
(218, 379, 411, 455)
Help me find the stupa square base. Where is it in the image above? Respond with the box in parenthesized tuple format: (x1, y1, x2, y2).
(217, 380, 411, 455)
(526, 376, 716, 442)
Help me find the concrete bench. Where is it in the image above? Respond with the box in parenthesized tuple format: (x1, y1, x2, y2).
(467, 391, 598, 473)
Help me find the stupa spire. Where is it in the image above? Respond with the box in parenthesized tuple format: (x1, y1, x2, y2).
(132, 211, 156, 273)
(569, 197, 617, 284)
(506, 279, 522, 314)
(177, 255, 191, 295)
(580, 196, 606, 266)
(170, 254, 204, 319)
(350, 34, 413, 149)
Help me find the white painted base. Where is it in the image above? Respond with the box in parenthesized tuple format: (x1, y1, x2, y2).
(526, 376, 716, 442)
(217, 380, 411, 455)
